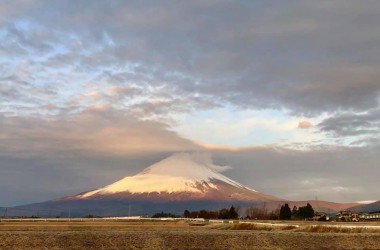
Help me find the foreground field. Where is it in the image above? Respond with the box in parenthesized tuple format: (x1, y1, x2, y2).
(1, 220, 380, 249)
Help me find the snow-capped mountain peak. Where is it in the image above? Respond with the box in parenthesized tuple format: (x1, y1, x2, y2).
(77, 152, 257, 198)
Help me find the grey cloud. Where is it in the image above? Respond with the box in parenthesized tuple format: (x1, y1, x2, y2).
(2, 1, 380, 206)
(2, 1, 380, 115)
(211, 145, 380, 203)
(0, 22, 54, 57)
(318, 109, 380, 138)
(107, 85, 142, 100)
(0, 153, 169, 207)
(0, 106, 202, 206)
(0, 108, 200, 158)
(43, 52, 81, 69)
(128, 89, 220, 119)
(0, 83, 23, 100)
(0, 156, 88, 206)
(0, 64, 60, 115)
(2, 143, 378, 206)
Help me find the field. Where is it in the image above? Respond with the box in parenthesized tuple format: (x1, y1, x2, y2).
(1, 219, 380, 249)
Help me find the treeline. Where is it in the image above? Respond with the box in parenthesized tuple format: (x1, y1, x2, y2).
(279, 203, 314, 220)
(151, 211, 178, 218)
(245, 206, 279, 220)
(183, 206, 239, 219)
(152, 203, 316, 220)
(246, 203, 315, 220)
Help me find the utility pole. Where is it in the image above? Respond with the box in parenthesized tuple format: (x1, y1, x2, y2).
(2, 208, 7, 219)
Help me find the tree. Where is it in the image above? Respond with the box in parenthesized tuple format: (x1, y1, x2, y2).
(298, 203, 314, 219)
(218, 208, 230, 219)
(279, 203, 291, 220)
(199, 209, 208, 219)
(183, 210, 190, 218)
(269, 210, 279, 220)
(246, 206, 268, 220)
(292, 205, 300, 219)
(292, 206, 298, 217)
(229, 206, 239, 219)
(152, 211, 177, 218)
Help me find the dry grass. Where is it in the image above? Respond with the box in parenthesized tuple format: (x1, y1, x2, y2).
(279, 225, 298, 231)
(301, 225, 380, 234)
(0, 220, 190, 232)
(228, 223, 297, 231)
(229, 223, 274, 231)
(1, 221, 380, 249)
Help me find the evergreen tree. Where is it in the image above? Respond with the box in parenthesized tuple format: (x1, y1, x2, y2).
(152, 211, 177, 218)
(199, 209, 208, 219)
(292, 206, 298, 218)
(183, 210, 190, 218)
(279, 203, 291, 220)
(298, 203, 314, 219)
(229, 206, 239, 219)
(218, 208, 230, 219)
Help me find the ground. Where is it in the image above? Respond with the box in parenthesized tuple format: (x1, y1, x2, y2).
(1, 219, 380, 249)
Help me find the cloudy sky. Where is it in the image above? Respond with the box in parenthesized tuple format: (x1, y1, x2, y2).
(1, 1, 380, 206)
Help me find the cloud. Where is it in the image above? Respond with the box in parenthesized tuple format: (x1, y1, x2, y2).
(298, 121, 313, 129)
(1, 108, 379, 205)
(318, 109, 380, 140)
(210, 145, 380, 203)
(1, 1, 380, 206)
(0, 153, 171, 206)
(107, 85, 142, 99)
(356, 200, 377, 204)
(0, 108, 200, 158)
(2, 1, 380, 117)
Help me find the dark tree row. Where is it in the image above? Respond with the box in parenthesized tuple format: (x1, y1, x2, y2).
(151, 203, 315, 220)
(293, 203, 314, 219)
(279, 203, 291, 220)
(151, 211, 178, 218)
(245, 206, 279, 220)
(279, 203, 315, 220)
(183, 206, 239, 219)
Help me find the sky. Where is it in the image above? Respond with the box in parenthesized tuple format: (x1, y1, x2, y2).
(1, 0, 380, 206)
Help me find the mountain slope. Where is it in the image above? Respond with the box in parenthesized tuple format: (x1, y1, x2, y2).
(60, 152, 281, 203)
(10, 153, 361, 217)
(12, 153, 282, 217)
(350, 200, 380, 213)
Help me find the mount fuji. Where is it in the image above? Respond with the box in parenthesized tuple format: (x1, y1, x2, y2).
(69, 152, 280, 202)
(12, 153, 281, 217)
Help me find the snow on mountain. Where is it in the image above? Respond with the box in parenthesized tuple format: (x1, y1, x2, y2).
(77, 152, 257, 198)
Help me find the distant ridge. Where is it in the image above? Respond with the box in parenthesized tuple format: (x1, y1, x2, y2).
(350, 200, 380, 213)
